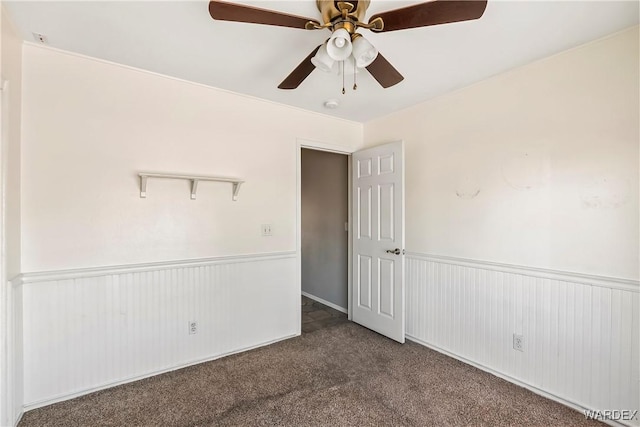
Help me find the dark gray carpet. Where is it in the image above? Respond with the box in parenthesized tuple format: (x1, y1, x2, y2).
(20, 322, 599, 426)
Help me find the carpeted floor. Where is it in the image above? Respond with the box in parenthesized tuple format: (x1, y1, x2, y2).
(20, 321, 599, 426)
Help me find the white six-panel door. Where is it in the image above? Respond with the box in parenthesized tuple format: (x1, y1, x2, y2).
(352, 141, 405, 343)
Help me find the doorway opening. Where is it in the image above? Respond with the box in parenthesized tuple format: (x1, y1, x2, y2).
(300, 148, 349, 333)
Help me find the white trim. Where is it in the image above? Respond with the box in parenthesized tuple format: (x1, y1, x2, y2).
(406, 252, 639, 292)
(405, 335, 628, 427)
(0, 72, 8, 427)
(298, 138, 359, 155)
(15, 251, 296, 285)
(13, 410, 22, 427)
(23, 333, 298, 412)
(23, 42, 361, 126)
(296, 138, 355, 323)
(301, 291, 348, 314)
(347, 154, 352, 321)
(0, 67, 19, 427)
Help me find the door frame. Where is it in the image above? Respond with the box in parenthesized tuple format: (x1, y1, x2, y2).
(296, 138, 356, 334)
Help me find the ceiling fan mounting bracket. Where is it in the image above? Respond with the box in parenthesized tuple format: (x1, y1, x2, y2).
(316, 0, 369, 26)
(336, 1, 355, 15)
(309, 0, 383, 34)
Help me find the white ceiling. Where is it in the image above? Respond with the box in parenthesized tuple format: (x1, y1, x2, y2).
(5, 1, 639, 122)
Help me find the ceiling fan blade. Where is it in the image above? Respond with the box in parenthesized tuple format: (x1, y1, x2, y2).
(369, 0, 487, 32)
(278, 45, 321, 90)
(209, 0, 321, 29)
(366, 53, 404, 88)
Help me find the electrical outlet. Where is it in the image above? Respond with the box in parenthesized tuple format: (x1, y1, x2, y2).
(261, 224, 272, 236)
(189, 321, 197, 335)
(513, 334, 524, 352)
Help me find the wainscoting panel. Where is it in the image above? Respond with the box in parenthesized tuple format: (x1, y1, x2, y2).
(20, 252, 298, 408)
(1, 279, 23, 427)
(406, 253, 639, 426)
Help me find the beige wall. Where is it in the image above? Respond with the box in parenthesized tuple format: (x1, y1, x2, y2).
(1, 4, 21, 279)
(20, 26, 639, 279)
(20, 44, 363, 272)
(301, 148, 348, 308)
(365, 26, 639, 280)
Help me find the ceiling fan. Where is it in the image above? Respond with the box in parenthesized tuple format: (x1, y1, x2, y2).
(208, 0, 488, 90)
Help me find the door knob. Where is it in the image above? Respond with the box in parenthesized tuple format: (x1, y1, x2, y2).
(386, 248, 404, 255)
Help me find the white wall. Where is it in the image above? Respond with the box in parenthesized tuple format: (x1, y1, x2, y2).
(18, 43, 362, 408)
(365, 26, 640, 424)
(0, 4, 23, 426)
(365, 26, 639, 281)
(21, 43, 363, 273)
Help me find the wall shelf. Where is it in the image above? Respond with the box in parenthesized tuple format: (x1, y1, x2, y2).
(138, 173, 244, 201)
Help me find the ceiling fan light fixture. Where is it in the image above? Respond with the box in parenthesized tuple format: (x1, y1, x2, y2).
(207, 0, 489, 90)
(352, 35, 378, 68)
(327, 28, 353, 61)
(311, 43, 335, 72)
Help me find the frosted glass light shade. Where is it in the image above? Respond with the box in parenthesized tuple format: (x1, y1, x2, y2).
(352, 35, 378, 68)
(311, 43, 334, 73)
(327, 28, 353, 61)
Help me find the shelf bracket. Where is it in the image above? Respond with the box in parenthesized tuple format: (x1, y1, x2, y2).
(191, 179, 199, 200)
(232, 182, 242, 201)
(140, 175, 148, 198)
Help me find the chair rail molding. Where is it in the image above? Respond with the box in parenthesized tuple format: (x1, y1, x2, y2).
(16, 251, 296, 284)
(406, 252, 639, 292)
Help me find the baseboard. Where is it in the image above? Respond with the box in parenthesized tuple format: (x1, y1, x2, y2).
(301, 291, 348, 314)
(406, 335, 630, 427)
(23, 333, 298, 412)
(13, 409, 23, 427)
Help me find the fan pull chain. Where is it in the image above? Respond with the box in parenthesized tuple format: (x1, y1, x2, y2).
(341, 61, 345, 95)
(353, 60, 357, 91)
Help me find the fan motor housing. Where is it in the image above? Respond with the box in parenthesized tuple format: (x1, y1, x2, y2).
(316, 0, 370, 25)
